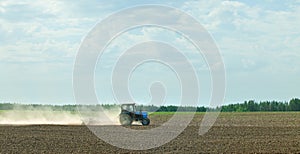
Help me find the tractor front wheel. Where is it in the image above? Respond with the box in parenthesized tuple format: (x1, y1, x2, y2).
(119, 114, 132, 126)
(141, 118, 150, 126)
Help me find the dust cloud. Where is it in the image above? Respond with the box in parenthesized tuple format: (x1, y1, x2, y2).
(0, 105, 121, 125)
(80, 106, 121, 125)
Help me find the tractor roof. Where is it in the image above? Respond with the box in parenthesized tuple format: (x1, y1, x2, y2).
(121, 103, 135, 105)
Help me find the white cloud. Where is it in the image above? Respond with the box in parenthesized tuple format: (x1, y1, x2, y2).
(0, 1, 101, 64)
(0, 6, 5, 13)
(222, 1, 244, 7)
(181, 0, 300, 74)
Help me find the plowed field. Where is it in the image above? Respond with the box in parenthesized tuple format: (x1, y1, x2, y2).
(1, 112, 300, 153)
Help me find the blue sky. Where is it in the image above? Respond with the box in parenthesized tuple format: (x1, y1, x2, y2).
(0, 1, 299, 105)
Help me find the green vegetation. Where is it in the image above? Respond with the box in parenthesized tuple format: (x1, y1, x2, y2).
(0, 98, 300, 112)
(220, 98, 300, 112)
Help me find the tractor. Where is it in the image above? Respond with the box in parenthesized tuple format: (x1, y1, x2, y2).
(119, 103, 150, 126)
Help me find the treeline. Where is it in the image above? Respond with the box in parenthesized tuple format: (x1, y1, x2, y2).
(0, 98, 300, 112)
(221, 98, 300, 112)
(0, 103, 79, 111)
(0, 103, 119, 112)
(139, 98, 300, 112)
(0, 103, 205, 112)
(137, 105, 207, 112)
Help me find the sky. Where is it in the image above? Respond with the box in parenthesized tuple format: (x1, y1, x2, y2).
(0, 0, 299, 106)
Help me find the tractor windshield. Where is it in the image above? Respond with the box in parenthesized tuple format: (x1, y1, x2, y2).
(121, 104, 135, 112)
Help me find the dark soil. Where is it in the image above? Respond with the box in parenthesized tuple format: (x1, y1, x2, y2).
(1, 113, 300, 153)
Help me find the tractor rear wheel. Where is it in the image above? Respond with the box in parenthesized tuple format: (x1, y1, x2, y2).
(141, 118, 150, 126)
(119, 114, 132, 126)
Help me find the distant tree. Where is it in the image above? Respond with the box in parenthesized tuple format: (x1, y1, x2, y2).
(289, 98, 300, 111)
(247, 100, 259, 111)
(196, 106, 207, 112)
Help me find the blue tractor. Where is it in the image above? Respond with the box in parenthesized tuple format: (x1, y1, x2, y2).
(119, 103, 150, 126)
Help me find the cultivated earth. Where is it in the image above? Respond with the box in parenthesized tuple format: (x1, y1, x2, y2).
(1, 112, 300, 153)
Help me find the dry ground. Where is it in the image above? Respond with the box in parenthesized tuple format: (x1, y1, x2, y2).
(1, 112, 300, 153)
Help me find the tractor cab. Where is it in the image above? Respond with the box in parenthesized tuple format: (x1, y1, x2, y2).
(121, 103, 135, 113)
(119, 103, 150, 126)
